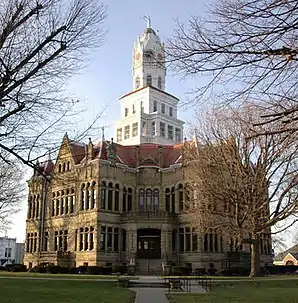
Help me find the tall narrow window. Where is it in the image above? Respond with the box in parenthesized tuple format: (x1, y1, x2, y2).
(185, 227, 191, 252)
(158, 76, 162, 89)
(153, 100, 157, 112)
(175, 128, 181, 142)
(100, 226, 106, 251)
(122, 187, 127, 212)
(107, 227, 113, 250)
(192, 229, 198, 251)
(117, 128, 122, 142)
(79, 228, 84, 251)
(179, 228, 184, 252)
(114, 228, 119, 251)
(124, 125, 130, 139)
(90, 227, 94, 250)
(135, 76, 140, 89)
(161, 103, 165, 113)
(121, 229, 126, 251)
(168, 125, 173, 140)
(67, 161, 71, 171)
(128, 188, 133, 211)
(132, 122, 138, 137)
(178, 184, 184, 212)
(169, 107, 173, 116)
(81, 184, 85, 210)
(101, 181, 106, 210)
(152, 122, 156, 136)
(153, 189, 159, 211)
(160, 122, 165, 137)
(36, 195, 40, 218)
(70, 188, 75, 213)
(146, 74, 152, 86)
(125, 108, 128, 117)
(108, 182, 113, 210)
(114, 184, 119, 211)
(165, 188, 171, 212)
(172, 229, 177, 252)
(132, 104, 136, 114)
(91, 182, 96, 209)
(86, 183, 90, 210)
(146, 189, 152, 211)
(139, 189, 145, 212)
(171, 187, 176, 213)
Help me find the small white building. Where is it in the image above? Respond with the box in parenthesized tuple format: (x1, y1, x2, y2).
(0, 237, 24, 266)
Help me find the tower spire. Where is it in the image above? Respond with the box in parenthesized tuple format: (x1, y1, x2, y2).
(143, 15, 151, 28)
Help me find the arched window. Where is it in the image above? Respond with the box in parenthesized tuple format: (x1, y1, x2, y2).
(178, 184, 184, 212)
(91, 181, 96, 209)
(62, 162, 66, 172)
(108, 182, 113, 210)
(114, 184, 120, 211)
(171, 187, 175, 213)
(101, 181, 106, 210)
(56, 192, 60, 216)
(86, 182, 90, 210)
(135, 76, 140, 89)
(165, 188, 170, 212)
(81, 184, 85, 210)
(32, 195, 36, 219)
(158, 76, 162, 89)
(123, 187, 127, 212)
(128, 188, 133, 211)
(67, 161, 71, 171)
(90, 226, 94, 250)
(58, 163, 62, 173)
(146, 74, 152, 86)
(28, 196, 32, 219)
(139, 189, 145, 212)
(146, 189, 152, 211)
(61, 190, 65, 215)
(153, 189, 159, 211)
(70, 188, 75, 213)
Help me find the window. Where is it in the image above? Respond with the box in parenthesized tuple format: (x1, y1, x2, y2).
(175, 128, 181, 142)
(132, 104, 136, 114)
(67, 161, 71, 171)
(114, 228, 119, 251)
(121, 229, 127, 251)
(178, 184, 184, 212)
(81, 184, 85, 210)
(4, 248, 12, 258)
(108, 182, 113, 210)
(158, 76, 162, 89)
(179, 227, 198, 252)
(100, 226, 106, 251)
(135, 76, 140, 89)
(139, 189, 145, 211)
(128, 188, 133, 211)
(142, 122, 146, 136)
(152, 122, 156, 136)
(117, 128, 122, 142)
(54, 229, 68, 252)
(172, 229, 177, 252)
(171, 187, 175, 213)
(146, 189, 152, 211)
(124, 125, 130, 139)
(153, 189, 159, 211)
(101, 181, 106, 210)
(107, 227, 113, 250)
(165, 188, 170, 212)
(122, 187, 127, 212)
(168, 125, 173, 140)
(161, 103, 165, 113)
(153, 100, 157, 112)
(169, 107, 173, 116)
(146, 74, 152, 86)
(160, 122, 165, 137)
(132, 122, 138, 137)
(114, 184, 119, 211)
(125, 108, 128, 117)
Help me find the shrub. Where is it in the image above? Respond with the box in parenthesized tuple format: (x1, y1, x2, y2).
(86, 266, 104, 275)
(5, 264, 26, 272)
(195, 268, 206, 275)
(207, 267, 217, 276)
(102, 266, 112, 275)
(112, 264, 127, 275)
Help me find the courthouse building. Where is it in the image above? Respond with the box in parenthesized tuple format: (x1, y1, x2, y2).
(23, 21, 272, 273)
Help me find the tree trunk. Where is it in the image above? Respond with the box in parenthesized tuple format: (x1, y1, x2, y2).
(250, 240, 261, 277)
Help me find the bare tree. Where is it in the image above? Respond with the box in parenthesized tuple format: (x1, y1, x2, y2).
(0, 0, 107, 168)
(167, 0, 298, 133)
(0, 157, 25, 231)
(183, 106, 298, 276)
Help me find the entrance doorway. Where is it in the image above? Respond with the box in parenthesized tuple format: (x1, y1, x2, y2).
(137, 228, 161, 259)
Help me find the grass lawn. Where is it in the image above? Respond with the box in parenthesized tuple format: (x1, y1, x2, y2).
(0, 279, 135, 303)
(167, 279, 298, 303)
(0, 271, 139, 280)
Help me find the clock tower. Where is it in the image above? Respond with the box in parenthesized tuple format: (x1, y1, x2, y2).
(132, 16, 166, 91)
(115, 18, 184, 146)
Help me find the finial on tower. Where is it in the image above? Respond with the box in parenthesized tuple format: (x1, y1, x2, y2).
(143, 15, 151, 28)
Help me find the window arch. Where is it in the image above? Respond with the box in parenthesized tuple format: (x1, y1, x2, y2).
(153, 189, 159, 211)
(158, 76, 162, 89)
(139, 189, 145, 212)
(146, 74, 152, 86)
(67, 161, 71, 171)
(146, 189, 152, 211)
(135, 76, 140, 89)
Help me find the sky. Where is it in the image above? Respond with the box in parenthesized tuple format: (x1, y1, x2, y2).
(3, 0, 209, 242)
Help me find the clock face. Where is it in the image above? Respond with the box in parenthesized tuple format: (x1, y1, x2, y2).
(135, 53, 140, 60)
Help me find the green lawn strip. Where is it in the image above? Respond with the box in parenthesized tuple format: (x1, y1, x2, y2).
(0, 271, 139, 280)
(0, 279, 135, 303)
(167, 279, 298, 303)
